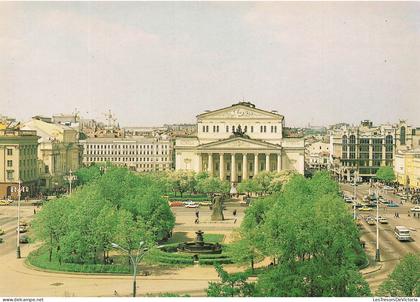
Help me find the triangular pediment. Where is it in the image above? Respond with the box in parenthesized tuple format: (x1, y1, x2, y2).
(197, 103, 283, 121)
(197, 137, 281, 150)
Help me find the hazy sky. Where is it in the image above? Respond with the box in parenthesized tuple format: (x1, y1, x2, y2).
(1, 2, 419, 127)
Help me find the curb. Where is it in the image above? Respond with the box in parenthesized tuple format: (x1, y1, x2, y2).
(361, 263, 383, 275)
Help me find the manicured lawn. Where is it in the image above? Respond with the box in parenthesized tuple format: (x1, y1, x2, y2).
(27, 245, 130, 274)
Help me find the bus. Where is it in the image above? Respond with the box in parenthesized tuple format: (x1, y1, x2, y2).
(394, 226, 411, 241)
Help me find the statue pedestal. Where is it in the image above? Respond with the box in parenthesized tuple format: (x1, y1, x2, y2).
(211, 195, 225, 221)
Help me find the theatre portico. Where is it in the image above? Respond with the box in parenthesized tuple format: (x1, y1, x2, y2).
(175, 102, 305, 182)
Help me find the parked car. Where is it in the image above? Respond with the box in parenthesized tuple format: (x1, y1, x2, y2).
(169, 201, 184, 207)
(387, 202, 399, 208)
(359, 206, 372, 212)
(16, 226, 27, 233)
(410, 206, 420, 212)
(198, 201, 212, 206)
(380, 199, 391, 205)
(184, 201, 199, 208)
(19, 235, 29, 244)
(383, 185, 394, 191)
(0, 200, 11, 206)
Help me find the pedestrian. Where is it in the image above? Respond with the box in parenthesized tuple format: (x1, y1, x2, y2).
(195, 218, 199, 224)
(33, 208, 36, 215)
(408, 212, 411, 217)
(233, 209, 237, 217)
(234, 218, 237, 224)
(114, 290, 118, 296)
(195, 209, 199, 218)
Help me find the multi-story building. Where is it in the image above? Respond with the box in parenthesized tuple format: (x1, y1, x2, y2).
(22, 118, 82, 192)
(80, 135, 173, 172)
(394, 148, 420, 189)
(305, 139, 330, 170)
(0, 128, 39, 199)
(175, 102, 305, 182)
(329, 120, 420, 181)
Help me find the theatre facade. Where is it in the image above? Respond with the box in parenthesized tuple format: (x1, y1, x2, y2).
(174, 102, 304, 182)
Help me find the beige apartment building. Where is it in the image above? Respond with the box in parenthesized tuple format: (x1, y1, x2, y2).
(175, 102, 305, 182)
(22, 118, 82, 192)
(394, 148, 420, 189)
(80, 135, 173, 172)
(329, 120, 420, 181)
(0, 128, 39, 199)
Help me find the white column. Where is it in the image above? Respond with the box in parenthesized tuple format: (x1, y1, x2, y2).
(219, 153, 225, 181)
(265, 153, 270, 171)
(208, 153, 213, 175)
(231, 153, 236, 182)
(198, 153, 202, 172)
(242, 153, 248, 180)
(254, 153, 259, 176)
(277, 153, 282, 172)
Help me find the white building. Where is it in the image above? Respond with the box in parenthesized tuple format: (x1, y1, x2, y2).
(175, 102, 305, 182)
(80, 136, 173, 172)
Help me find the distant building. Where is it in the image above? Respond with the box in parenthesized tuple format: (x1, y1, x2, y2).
(22, 118, 82, 192)
(329, 120, 420, 181)
(123, 126, 167, 137)
(80, 135, 173, 172)
(394, 148, 420, 189)
(0, 128, 39, 199)
(175, 102, 305, 182)
(305, 139, 331, 170)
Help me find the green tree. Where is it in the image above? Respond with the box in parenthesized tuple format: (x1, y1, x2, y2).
(207, 264, 255, 297)
(167, 170, 196, 196)
(32, 197, 72, 262)
(376, 166, 396, 183)
(75, 165, 102, 185)
(254, 172, 371, 296)
(377, 253, 420, 297)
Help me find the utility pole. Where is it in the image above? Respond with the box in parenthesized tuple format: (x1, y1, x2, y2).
(375, 184, 381, 262)
(65, 170, 77, 195)
(11, 180, 29, 259)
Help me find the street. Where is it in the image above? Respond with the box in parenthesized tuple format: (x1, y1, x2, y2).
(341, 183, 420, 291)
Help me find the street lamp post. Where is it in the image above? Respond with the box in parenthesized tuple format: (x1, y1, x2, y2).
(375, 185, 381, 262)
(353, 171, 358, 219)
(64, 170, 77, 195)
(11, 180, 29, 259)
(111, 241, 148, 297)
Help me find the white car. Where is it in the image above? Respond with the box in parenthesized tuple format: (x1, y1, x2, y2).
(410, 206, 420, 212)
(184, 201, 199, 208)
(383, 185, 394, 191)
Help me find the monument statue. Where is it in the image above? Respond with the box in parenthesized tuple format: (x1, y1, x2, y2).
(211, 194, 225, 221)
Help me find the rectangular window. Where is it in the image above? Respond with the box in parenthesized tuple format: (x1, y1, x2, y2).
(251, 126, 254, 133)
(202, 125, 205, 132)
(260, 125, 263, 132)
(7, 148, 12, 156)
(7, 171, 13, 180)
(7, 160, 12, 167)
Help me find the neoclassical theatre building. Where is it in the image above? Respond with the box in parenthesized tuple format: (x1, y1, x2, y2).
(175, 102, 304, 182)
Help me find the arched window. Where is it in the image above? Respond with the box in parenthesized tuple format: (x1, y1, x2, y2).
(385, 135, 393, 145)
(349, 135, 356, 144)
(342, 135, 348, 145)
(400, 127, 406, 145)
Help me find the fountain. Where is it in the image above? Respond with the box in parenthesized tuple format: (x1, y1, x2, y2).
(177, 230, 222, 254)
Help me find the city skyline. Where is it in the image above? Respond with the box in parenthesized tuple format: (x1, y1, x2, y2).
(1, 2, 420, 127)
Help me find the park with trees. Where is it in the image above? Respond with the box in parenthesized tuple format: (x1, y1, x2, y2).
(29, 164, 385, 297)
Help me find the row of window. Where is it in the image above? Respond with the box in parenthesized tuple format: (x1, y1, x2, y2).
(343, 135, 394, 145)
(86, 150, 169, 155)
(86, 157, 170, 162)
(201, 124, 278, 134)
(86, 144, 169, 150)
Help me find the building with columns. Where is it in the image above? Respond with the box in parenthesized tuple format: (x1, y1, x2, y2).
(175, 102, 305, 182)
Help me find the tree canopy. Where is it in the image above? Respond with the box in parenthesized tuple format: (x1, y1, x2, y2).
(377, 253, 420, 297)
(375, 166, 396, 183)
(32, 166, 175, 265)
(218, 171, 371, 297)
